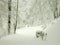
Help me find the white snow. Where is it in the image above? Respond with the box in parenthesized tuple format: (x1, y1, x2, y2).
(0, 18, 60, 45)
(16, 25, 47, 38)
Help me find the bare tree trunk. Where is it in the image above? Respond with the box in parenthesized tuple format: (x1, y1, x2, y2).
(54, 0, 58, 19)
(8, 0, 11, 34)
(14, 0, 18, 34)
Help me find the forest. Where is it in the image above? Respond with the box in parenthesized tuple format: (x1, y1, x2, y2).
(0, 0, 60, 38)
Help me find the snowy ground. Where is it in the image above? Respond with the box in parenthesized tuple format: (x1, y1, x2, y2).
(16, 25, 47, 38)
(0, 18, 60, 45)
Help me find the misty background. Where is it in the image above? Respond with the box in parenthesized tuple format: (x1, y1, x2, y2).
(0, 0, 60, 45)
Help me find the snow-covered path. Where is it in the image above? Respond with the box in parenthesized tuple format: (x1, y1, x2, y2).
(16, 25, 47, 38)
(0, 18, 60, 45)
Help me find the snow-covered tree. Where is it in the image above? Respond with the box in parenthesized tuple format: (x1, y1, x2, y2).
(8, 0, 18, 34)
(17, 0, 55, 28)
(0, 0, 18, 38)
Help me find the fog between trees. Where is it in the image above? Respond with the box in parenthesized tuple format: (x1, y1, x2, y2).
(0, 0, 60, 38)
